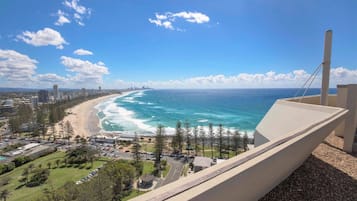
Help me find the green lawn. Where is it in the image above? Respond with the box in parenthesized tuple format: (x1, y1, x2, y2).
(142, 161, 155, 175)
(0, 151, 107, 201)
(140, 143, 155, 153)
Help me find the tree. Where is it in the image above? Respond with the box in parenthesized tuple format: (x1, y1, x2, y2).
(55, 159, 60, 168)
(75, 135, 81, 144)
(154, 124, 165, 175)
(26, 168, 50, 187)
(65, 121, 73, 144)
(226, 129, 231, 158)
(174, 121, 183, 154)
(21, 168, 29, 184)
(101, 160, 136, 200)
(208, 123, 214, 158)
(47, 162, 52, 169)
(0, 189, 9, 201)
(243, 132, 249, 151)
(199, 126, 206, 157)
(65, 146, 98, 165)
(193, 126, 199, 156)
(217, 124, 224, 159)
(131, 133, 143, 176)
(233, 130, 242, 155)
(184, 122, 191, 156)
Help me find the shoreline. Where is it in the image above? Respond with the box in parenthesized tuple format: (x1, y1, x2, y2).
(55, 91, 134, 139)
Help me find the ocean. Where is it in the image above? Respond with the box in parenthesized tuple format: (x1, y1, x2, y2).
(95, 88, 337, 136)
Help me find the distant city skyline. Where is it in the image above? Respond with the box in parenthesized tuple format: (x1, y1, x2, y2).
(0, 0, 356, 89)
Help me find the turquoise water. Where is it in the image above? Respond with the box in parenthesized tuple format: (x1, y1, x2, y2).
(95, 89, 336, 136)
(0, 156, 7, 161)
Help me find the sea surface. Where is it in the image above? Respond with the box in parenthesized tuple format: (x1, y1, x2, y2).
(95, 88, 336, 136)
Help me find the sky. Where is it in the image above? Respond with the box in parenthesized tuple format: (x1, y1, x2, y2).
(0, 0, 356, 89)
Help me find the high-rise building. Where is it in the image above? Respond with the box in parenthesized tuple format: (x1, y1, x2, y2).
(53, 84, 59, 101)
(38, 90, 49, 103)
(99, 86, 101, 92)
(81, 88, 87, 97)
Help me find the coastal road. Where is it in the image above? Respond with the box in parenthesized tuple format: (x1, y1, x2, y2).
(156, 157, 184, 188)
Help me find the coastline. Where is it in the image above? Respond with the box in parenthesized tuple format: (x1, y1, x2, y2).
(55, 92, 133, 139)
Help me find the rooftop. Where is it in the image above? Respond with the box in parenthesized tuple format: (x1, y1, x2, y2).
(260, 133, 357, 201)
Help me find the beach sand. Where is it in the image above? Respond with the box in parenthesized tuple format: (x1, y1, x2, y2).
(54, 92, 130, 139)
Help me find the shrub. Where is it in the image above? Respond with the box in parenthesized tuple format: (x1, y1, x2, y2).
(26, 168, 50, 187)
(13, 156, 31, 167)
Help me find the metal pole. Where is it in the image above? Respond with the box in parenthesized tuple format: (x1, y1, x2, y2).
(320, 30, 333, 105)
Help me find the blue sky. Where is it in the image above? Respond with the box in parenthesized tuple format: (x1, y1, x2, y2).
(0, 0, 356, 89)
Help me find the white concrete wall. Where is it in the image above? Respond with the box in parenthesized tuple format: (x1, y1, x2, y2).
(254, 99, 343, 147)
(131, 100, 347, 201)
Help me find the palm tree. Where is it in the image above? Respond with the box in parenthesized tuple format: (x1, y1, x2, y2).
(0, 189, 10, 201)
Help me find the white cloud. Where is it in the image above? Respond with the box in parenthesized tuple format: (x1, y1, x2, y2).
(149, 11, 210, 31)
(63, 0, 91, 26)
(0, 49, 38, 81)
(17, 28, 68, 49)
(73, 48, 93, 55)
(114, 67, 357, 89)
(55, 10, 71, 26)
(36, 73, 68, 83)
(60, 56, 109, 84)
(64, 0, 87, 14)
(172, 12, 210, 24)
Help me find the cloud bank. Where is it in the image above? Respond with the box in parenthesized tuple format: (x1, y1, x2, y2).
(115, 67, 357, 89)
(0, 49, 109, 87)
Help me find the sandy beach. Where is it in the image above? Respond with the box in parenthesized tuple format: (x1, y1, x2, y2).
(54, 92, 131, 139)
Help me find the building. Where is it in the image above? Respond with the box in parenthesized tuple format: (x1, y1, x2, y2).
(192, 157, 213, 172)
(81, 88, 87, 97)
(131, 30, 357, 201)
(31, 96, 38, 108)
(38, 90, 49, 103)
(0, 99, 15, 115)
(99, 86, 101, 93)
(53, 84, 59, 101)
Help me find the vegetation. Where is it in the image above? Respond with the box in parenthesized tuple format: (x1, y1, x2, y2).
(37, 160, 136, 201)
(65, 146, 98, 166)
(131, 133, 143, 177)
(154, 125, 165, 176)
(0, 152, 106, 201)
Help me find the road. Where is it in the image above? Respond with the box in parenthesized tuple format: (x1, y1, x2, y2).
(156, 157, 184, 188)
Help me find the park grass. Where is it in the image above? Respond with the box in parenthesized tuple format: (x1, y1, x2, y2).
(122, 190, 147, 201)
(0, 151, 107, 201)
(142, 161, 155, 175)
(140, 143, 155, 153)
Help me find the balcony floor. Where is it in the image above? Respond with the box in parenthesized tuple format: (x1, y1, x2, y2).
(260, 134, 357, 201)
